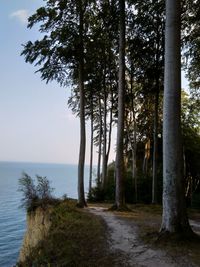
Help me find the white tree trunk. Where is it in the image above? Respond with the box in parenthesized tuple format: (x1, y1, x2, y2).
(89, 98, 94, 194)
(77, 1, 86, 207)
(161, 0, 191, 233)
(102, 85, 107, 190)
(115, 0, 125, 208)
(97, 95, 102, 186)
(152, 90, 159, 204)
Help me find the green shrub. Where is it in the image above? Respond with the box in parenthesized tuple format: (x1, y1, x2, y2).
(87, 183, 105, 202)
(87, 165, 115, 202)
(88, 164, 163, 204)
(18, 172, 55, 211)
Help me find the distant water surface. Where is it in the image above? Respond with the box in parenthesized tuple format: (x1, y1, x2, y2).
(0, 161, 90, 267)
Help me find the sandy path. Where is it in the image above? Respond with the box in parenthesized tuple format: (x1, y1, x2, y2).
(88, 207, 198, 267)
(190, 220, 200, 235)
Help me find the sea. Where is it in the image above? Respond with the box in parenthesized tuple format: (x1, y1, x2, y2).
(0, 161, 91, 267)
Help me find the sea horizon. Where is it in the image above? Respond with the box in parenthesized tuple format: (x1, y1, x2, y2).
(0, 160, 90, 167)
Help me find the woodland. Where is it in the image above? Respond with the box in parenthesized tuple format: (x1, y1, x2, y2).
(21, 0, 200, 238)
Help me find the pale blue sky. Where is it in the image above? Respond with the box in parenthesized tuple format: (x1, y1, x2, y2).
(0, 0, 110, 164)
(0, 1, 189, 165)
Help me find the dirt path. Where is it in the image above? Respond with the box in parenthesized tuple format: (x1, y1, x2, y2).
(190, 220, 200, 235)
(88, 206, 199, 267)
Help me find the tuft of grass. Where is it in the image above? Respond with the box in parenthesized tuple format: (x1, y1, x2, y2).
(17, 199, 115, 267)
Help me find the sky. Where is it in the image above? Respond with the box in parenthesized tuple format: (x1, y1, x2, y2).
(0, 1, 189, 165)
(0, 0, 116, 165)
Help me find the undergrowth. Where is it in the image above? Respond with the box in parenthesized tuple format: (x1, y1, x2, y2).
(17, 199, 115, 267)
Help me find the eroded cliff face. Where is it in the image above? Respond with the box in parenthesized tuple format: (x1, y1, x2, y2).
(19, 207, 52, 263)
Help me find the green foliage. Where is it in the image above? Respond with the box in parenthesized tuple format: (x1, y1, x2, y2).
(87, 184, 105, 202)
(18, 172, 55, 212)
(88, 164, 163, 204)
(104, 165, 116, 201)
(125, 171, 156, 204)
(181, 91, 200, 207)
(183, 0, 200, 90)
(88, 164, 115, 202)
(36, 175, 54, 200)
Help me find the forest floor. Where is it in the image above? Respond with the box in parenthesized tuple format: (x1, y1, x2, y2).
(88, 204, 200, 267)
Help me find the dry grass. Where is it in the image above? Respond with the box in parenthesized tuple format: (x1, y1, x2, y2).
(18, 200, 116, 267)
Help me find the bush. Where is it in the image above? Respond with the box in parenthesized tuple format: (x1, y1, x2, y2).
(87, 183, 105, 202)
(88, 164, 163, 204)
(87, 165, 115, 202)
(36, 175, 54, 200)
(18, 172, 55, 211)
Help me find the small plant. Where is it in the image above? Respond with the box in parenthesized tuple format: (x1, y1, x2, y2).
(36, 175, 53, 200)
(18, 172, 55, 212)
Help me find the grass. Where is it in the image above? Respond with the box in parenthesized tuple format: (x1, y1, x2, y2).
(17, 201, 200, 266)
(17, 199, 115, 267)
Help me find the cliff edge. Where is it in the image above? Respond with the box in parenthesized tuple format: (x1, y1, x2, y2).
(18, 207, 52, 263)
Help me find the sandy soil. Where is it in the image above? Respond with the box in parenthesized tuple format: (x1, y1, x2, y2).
(88, 206, 199, 267)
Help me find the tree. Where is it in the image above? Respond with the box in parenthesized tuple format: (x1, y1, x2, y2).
(88, 90, 94, 194)
(68, 1, 118, 196)
(115, 0, 126, 209)
(21, 0, 90, 207)
(183, 0, 200, 91)
(160, 0, 192, 235)
(77, 0, 87, 207)
(181, 91, 200, 206)
(127, 0, 165, 203)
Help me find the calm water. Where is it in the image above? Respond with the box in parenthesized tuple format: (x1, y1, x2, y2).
(0, 161, 90, 267)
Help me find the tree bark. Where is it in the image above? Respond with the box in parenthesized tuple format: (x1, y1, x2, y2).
(102, 84, 107, 190)
(77, 0, 86, 207)
(152, 90, 159, 204)
(97, 95, 102, 186)
(106, 92, 113, 167)
(115, 0, 126, 208)
(161, 0, 192, 234)
(132, 124, 137, 203)
(89, 96, 94, 194)
(130, 69, 138, 203)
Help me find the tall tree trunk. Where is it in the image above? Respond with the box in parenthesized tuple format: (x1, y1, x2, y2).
(152, 90, 159, 204)
(160, 0, 192, 234)
(89, 96, 94, 194)
(130, 68, 137, 203)
(102, 85, 107, 190)
(115, 0, 126, 208)
(77, 1, 86, 207)
(97, 95, 102, 186)
(102, 91, 113, 191)
(106, 92, 113, 165)
(132, 123, 137, 203)
(152, 13, 162, 204)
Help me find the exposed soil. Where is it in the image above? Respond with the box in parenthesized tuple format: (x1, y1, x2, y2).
(88, 206, 200, 267)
